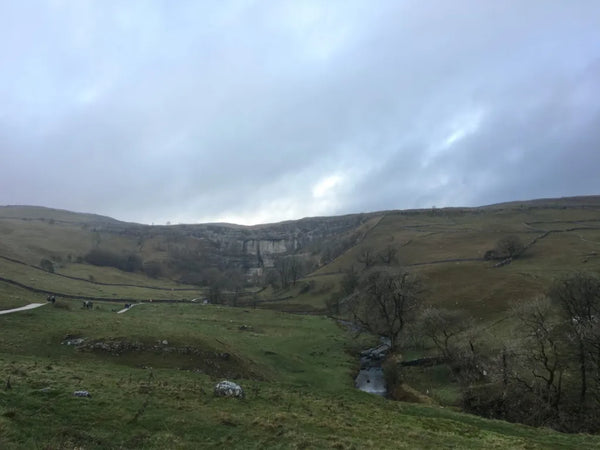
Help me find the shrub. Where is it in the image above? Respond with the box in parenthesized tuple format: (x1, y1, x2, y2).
(83, 249, 142, 272)
(142, 261, 163, 278)
(39, 259, 54, 273)
(495, 235, 524, 258)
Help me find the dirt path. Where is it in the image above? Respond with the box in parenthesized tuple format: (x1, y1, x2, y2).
(117, 304, 140, 314)
(0, 303, 48, 315)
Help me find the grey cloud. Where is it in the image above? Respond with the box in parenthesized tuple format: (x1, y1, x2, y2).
(1, 1, 599, 224)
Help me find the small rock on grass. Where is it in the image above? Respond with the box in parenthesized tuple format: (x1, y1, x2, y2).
(73, 390, 92, 398)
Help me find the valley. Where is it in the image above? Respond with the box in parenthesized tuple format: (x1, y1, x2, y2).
(1, 197, 600, 448)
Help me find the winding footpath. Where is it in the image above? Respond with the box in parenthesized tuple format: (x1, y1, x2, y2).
(116, 304, 140, 314)
(0, 301, 139, 316)
(0, 302, 48, 315)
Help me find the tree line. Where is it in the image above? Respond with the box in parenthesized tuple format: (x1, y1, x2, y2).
(328, 237, 600, 433)
(462, 273, 600, 432)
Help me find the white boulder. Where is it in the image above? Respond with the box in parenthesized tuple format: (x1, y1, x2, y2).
(213, 380, 244, 399)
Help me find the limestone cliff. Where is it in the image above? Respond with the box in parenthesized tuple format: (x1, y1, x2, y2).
(156, 213, 378, 273)
(0, 205, 381, 282)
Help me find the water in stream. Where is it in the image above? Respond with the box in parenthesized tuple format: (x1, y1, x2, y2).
(355, 337, 391, 396)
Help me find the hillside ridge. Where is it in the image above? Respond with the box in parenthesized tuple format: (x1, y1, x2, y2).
(3, 194, 600, 228)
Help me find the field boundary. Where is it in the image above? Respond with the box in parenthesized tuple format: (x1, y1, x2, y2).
(0, 276, 189, 304)
(0, 254, 199, 291)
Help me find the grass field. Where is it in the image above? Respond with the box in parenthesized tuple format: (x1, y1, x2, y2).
(2, 201, 600, 318)
(2, 199, 600, 447)
(303, 203, 600, 317)
(2, 299, 600, 449)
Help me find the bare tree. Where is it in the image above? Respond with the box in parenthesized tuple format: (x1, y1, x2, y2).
(223, 268, 245, 306)
(357, 247, 377, 269)
(513, 297, 566, 410)
(263, 268, 280, 288)
(549, 273, 600, 408)
(287, 256, 305, 286)
(419, 307, 471, 360)
(325, 267, 359, 316)
(350, 269, 424, 350)
(39, 258, 55, 273)
(272, 256, 307, 288)
(378, 245, 398, 265)
(340, 266, 359, 295)
(274, 256, 291, 288)
(204, 268, 225, 304)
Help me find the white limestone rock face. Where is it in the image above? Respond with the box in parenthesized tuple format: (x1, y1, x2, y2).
(243, 239, 289, 256)
(213, 380, 245, 399)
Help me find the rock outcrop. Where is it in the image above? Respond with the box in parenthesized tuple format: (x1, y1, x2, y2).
(133, 212, 380, 278)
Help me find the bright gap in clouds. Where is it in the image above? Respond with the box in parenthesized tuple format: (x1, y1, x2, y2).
(163, 174, 348, 226)
(312, 174, 343, 198)
(421, 109, 485, 168)
(191, 174, 347, 225)
(442, 110, 484, 148)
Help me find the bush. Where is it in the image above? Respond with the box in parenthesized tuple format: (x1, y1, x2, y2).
(83, 249, 142, 272)
(462, 382, 600, 433)
(39, 259, 54, 273)
(483, 250, 498, 260)
(495, 235, 524, 258)
(485, 236, 525, 260)
(143, 261, 163, 278)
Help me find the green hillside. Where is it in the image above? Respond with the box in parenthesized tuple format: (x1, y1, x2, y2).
(1, 197, 600, 447)
(298, 198, 600, 317)
(1, 298, 598, 449)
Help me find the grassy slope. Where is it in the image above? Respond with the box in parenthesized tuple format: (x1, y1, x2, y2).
(292, 203, 600, 317)
(0, 260, 202, 302)
(1, 199, 600, 447)
(0, 211, 204, 305)
(1, 300, 599, 449)
(3, 200, 599, 317)
(0, 205, 121, 225)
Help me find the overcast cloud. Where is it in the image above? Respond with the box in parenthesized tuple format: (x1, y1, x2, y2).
(1, 1, 599, 225)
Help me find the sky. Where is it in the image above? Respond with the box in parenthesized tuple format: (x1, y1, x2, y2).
(1, 1, 599, 225)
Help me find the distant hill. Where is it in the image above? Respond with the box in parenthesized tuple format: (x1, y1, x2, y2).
(306, 195, 600, 317)
(0, 205, 124, 224)
(1, 195, 599, 316)
(0, 203, 379, 289)
(480, 195, 600, 209)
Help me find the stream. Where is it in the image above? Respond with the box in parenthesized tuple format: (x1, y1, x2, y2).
(355, 337, 391, 396)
